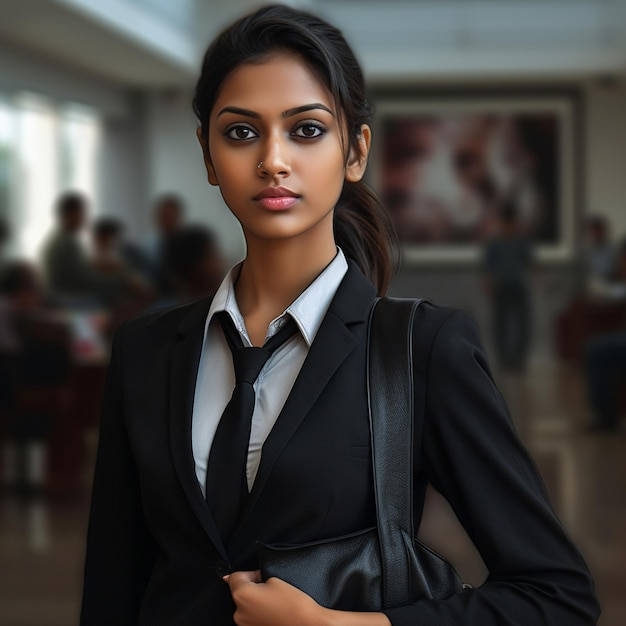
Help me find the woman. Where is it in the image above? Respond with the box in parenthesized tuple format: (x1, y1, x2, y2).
(81, 5, 599, 625)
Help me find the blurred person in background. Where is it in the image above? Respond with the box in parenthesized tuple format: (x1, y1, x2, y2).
(585, 237, 626, 432)
(165, 224, 225, 306)
(483, 203, 534, 372)
(0, 261, 71, 496)
(584, 215, 616, 295)
(91, 217, 153, 306)
(91, 217, 127, 277)
(144, 193, 186, 298)
(116, 222, 155, 288)
(41, 191, 126, 307)
(88, 217, 157, 337)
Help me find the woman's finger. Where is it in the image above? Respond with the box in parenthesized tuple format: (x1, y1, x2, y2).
(225, 569, 263, 592)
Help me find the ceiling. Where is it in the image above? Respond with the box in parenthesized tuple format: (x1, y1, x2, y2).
(0, 0, 197, 87)
(0, 0, 625, 89)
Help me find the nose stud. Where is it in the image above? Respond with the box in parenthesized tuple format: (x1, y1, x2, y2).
(257, 161, 263, 170)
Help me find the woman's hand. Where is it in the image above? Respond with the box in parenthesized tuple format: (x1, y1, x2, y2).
(225, 570, 325, 626)
(225, 571, 392, 626)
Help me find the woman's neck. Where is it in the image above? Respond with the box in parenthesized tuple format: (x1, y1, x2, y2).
(235, 235, 337, 345)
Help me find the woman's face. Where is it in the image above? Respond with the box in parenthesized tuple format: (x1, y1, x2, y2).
(198, 53, 369, 245)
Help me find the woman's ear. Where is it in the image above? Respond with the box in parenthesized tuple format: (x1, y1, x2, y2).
(196, 127, 219, 186)
(345, 124, 371, 183)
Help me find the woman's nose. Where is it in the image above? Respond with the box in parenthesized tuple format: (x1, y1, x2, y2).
(257, 136, 291, 178)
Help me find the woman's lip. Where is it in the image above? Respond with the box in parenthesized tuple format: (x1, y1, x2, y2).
(256, 196, 299, 211)
(253, 186, 299, 199)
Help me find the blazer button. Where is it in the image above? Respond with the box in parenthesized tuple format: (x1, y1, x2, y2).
(215, 560, 232, 578)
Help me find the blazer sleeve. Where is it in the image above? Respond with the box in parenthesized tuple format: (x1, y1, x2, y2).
(80, 322, 157, 625)
(383, 308, 600, 626)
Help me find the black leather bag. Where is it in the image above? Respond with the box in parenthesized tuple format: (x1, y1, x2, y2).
(257, 297, 465, 611)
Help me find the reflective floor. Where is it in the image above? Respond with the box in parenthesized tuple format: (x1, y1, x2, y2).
(0, 358, 624, 625)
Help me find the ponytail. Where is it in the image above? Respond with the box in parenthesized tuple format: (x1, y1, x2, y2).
(334, 180, 398, 296)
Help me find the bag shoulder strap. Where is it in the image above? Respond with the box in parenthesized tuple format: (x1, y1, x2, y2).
(367, 296, 424, 609)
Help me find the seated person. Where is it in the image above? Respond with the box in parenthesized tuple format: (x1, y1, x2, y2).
(144, 194, 186, 298)
(91, 218, 152, 302)
(41, 192, 126, 308)
(150, 225, 225, 309)
(584, 216, 620, 297)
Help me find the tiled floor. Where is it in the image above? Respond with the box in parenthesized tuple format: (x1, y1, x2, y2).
(0, 358, 624, 625)
(0, 498, 88, 626)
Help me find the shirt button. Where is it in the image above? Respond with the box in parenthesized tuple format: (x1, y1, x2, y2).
(215, 560, 232, 578)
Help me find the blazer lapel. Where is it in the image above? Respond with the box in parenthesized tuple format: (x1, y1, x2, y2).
(231, 262, 377, 538)
(168, 298, 230, 561)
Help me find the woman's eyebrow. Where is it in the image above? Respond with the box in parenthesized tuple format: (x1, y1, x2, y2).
(216, 103, 334, 119)
(216, 106, 260, 119)
(282, 103, 334, 118)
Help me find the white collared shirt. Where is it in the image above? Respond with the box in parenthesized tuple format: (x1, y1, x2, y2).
(191, 248, 348, 494)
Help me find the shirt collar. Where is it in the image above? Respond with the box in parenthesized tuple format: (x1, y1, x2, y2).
(206, 248, 348, 347)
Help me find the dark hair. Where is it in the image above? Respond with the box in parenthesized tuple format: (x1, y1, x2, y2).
(154, 193, 185, 212)
(192, 4, 397, 294)
(56, 191, 86, 218)
(587, 215, 608, 231)
(93, 217, 123, 238)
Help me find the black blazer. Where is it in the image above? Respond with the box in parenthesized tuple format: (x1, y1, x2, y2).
(81, 262, 599, 625)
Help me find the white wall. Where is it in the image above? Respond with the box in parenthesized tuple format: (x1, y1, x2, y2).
(99, 96, 150, 235)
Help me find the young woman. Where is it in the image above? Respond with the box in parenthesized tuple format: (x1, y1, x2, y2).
(81, 5, 600, 625)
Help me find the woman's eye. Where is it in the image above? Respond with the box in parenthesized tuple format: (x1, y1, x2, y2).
(226, 126, 257, 140)
(293, 124, 324, 138)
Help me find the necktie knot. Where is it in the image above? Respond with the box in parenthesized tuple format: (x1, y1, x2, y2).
(232, 346, 272, 385)
(217, 311, 298, 384)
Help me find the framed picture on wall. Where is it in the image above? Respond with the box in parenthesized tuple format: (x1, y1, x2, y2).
(371, 93, 579, 263)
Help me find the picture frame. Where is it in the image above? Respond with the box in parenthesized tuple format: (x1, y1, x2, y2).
(370, 92, 580, 264)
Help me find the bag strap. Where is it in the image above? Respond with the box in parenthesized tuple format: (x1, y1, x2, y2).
(367, 296, 424, 609)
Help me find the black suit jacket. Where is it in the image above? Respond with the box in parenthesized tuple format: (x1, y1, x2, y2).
(81, 262, 599, 625)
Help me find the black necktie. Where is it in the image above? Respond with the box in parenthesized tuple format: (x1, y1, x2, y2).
(205, 311, 297, 543)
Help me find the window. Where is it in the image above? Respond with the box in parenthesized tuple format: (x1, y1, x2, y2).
(0, 92, 100, 259)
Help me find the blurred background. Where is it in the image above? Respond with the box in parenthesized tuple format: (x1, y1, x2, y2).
(0, 0, 625, 624)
